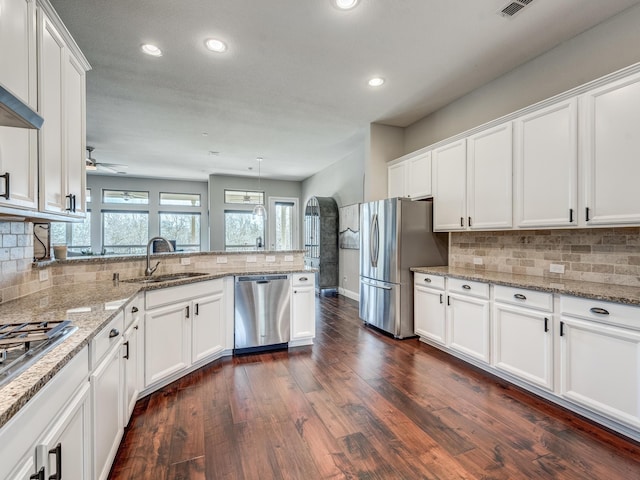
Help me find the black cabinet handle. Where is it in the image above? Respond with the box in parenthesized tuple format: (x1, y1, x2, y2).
(514, 293, 527, 300)
(72, 194, 77, 212)
(30, 467, 45, 480)
(560, 321, 565, 337)
(544, 317, 549, 333)
(439, 293, 443, 304)
(186, 305, 190, 318)
(0, 172, 9, 200)
(195, 303, 199, 316)
(462, 284, 471, 290)
(590, 307, 610, 315)
(123, 340, 130, 359)
(569, 208, 574, 223)
(468, 216, 472, 227)
(65, 194, 73, 212)
(131, 306, 139, 313)
(299, 276, 308, 281)
(586, 207, 590, 222)
(460, 217, 464, 227)
(48, 443, 62, 480)
(447, 296, 450, 306)
(109, 328, 120, 338)
(424, 277, 432, 283)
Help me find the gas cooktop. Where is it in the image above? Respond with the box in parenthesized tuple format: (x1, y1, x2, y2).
(0, 320, 78, 388)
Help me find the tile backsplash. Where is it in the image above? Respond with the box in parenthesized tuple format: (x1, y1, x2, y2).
(451, 227, 640, 287)
(0, 222, 39, 303)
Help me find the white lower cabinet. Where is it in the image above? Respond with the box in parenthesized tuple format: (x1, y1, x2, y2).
(291, 273, 316, 346)
(144, 279, 232, 390)
(493, 303, 553, 390)
(560, 297, 640, 429)
(413, 273, 446, 345)
(446, 279, 490, 363)
(91, 341, 124, 480)
(123, 320, 140, 426)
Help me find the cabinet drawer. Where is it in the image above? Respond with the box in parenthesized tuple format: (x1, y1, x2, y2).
(494, 285, 553, 312)
(448, 278, 489, 299)
(414, 273, 445, 290)
(91, 312, 124, 369)
(560, 295, 640, 331)
(124, 294, 143, 330)
(293, 273, 314, 287)
(146, 278, 223, 309)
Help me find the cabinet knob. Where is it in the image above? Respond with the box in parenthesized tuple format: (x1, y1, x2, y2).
(513, 293, 527, 300)
(590, 307, 609, 315)
(131, 306, 139, 313)
(299, 277, 308, 281)
(462, 284, 471, 290)
(109, 328, 120, 338)
(424, 277, 432, 283)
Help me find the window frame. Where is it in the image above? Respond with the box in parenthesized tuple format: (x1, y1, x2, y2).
(158, 211, 202, 251)
(101, 209, 150, 255)
(223, 209, 266, 251)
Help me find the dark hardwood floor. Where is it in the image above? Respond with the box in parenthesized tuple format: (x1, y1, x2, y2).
(109, 295, 640, 479)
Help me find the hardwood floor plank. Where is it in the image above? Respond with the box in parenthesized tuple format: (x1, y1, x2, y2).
(167, 456, 206, 480)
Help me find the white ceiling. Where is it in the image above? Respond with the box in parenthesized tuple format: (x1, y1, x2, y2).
(50, 0, 640, 182)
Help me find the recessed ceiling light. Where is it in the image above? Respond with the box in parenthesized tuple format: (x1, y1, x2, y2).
(333, 0, 359, 10)
(205, 38, 228, 53)
(368, 77, 385, 87)
(141, 44, 162, 57)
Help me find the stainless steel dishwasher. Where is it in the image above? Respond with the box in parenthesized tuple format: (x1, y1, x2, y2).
(234, 274, 291, 354)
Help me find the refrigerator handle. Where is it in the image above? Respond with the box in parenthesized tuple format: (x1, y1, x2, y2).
(371, 213, 379, 268)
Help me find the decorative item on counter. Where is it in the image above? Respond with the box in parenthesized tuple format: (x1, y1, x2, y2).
(52, 245, 67, 260)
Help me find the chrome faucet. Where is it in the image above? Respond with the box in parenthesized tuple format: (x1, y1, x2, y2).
(145, 236, 174, 276)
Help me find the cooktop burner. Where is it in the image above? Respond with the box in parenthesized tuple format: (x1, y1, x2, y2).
(0, 320, 78, 388)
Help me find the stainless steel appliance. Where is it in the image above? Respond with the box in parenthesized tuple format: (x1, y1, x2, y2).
(234, 274, 291, 353)
(360, 198, 448, 338)
(0, 320, 77, 387)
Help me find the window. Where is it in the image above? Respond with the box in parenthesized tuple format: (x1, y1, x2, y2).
(224, 210, 264, 251)
(49, 212, 92, 254)
(102, 211, 149, 254)
(224, 189, 264, 205)
(160, 192, 201, 206)
(103, 190, 149, 204)
(159, 212, 201, 251)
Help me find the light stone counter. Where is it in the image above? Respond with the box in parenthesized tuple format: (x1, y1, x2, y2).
(411, 266, 640, 305)
(0, 267, 313, 429)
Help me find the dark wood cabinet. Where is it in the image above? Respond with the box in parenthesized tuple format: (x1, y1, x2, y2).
(304, 196, 338, 292)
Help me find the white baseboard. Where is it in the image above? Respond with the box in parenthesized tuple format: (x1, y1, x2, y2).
(338, 287, 359, 302)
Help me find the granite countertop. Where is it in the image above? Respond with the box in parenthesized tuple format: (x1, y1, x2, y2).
(0, 267, 313, 429)
(411, 266, 640, 306)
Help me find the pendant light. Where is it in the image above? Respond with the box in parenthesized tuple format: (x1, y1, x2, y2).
(252, 157, 267, 218)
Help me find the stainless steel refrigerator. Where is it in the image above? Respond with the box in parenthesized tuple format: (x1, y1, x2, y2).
(359, 198, 448, 338)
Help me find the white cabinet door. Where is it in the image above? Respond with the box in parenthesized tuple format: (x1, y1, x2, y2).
(38, 383, 91, 480)
(407, 152, 432, 199)
(38, 11, 67, 215)
(7, 456, 37, 480)
(123, 320, 139, 426)
(582, 72, 640, 226)
(64, 52, 86, 218)
(144, 302, 190, 387)
(467, 123, 512, 230)
(433, 140, 467, 231)
(291, 285, 316, 342)
(514, 99, 578, 228)
(414, 284, 446, 345)
(191, 292, 225, 363)
(447, 293, 490, 363)
(91, 344, 123, 480)
(493, 303, 553, 390)
(0, 0, 38, 210)
(387, 161, 407, 198)
(559, 316, 640, 429)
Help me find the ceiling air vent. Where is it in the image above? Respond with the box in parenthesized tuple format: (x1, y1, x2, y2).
(499, 0, 534, 18)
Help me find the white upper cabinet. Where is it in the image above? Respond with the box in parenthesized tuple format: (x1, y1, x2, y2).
(467, 122, 513, 230)
(38, 7, 87, 217)
(582, 71, 640, 226)
(387, 151, 432, 199)
(514, 98, 578, 228)
(433, 139, 467, 231)
(0, 0, 38, 210)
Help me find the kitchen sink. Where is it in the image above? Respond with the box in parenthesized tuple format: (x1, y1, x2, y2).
(124, 272, 210, 284)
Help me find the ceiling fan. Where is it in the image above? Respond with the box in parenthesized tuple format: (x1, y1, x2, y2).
(86, 146, 128, 174)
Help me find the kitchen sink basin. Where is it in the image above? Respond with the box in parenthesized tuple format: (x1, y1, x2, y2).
(124, 272, 210, 284)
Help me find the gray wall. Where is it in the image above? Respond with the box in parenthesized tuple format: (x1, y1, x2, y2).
(208, 174, 302, 251)
(86, 175, 209, 251)
(365, 123, 404, 202)
(302, 148, 365, 298)
(404, 3, 640, 152)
